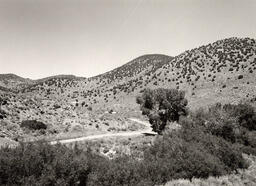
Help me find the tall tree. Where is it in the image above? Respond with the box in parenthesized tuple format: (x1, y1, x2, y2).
(137, 88, 188, 134)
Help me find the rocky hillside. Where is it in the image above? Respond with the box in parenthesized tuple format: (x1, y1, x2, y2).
(0, 74, 33, 91)
(152, 37, 256, 108)
(92, 54, 172, 82)
(77, 37, 256, 109)
(79, 37, 256, 108)
(17, 54, 173, 105)
(1, 37, 256, 142)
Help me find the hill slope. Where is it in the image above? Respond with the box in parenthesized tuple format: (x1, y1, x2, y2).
(78, 37, 256, 109)
(0, 54, 171, 140)
(1, 37, 256, 141)
(151, 37, 256, 108)
(19, 54, 173, 104)
(0, 74, 33, 91)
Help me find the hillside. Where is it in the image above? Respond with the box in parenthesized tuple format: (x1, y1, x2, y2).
(79, 37, 256, 109)
(0, 73, 33, 91)
(19, 54, 173, 106)
(92, 54, 172, 82)
(147, 37, 256, 108)
(1, 37, 256, 142)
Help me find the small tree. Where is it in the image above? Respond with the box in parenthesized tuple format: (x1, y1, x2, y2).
(136, 88, 188, 134)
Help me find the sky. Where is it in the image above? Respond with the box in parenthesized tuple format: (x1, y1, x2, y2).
(0, 0, 256, 79)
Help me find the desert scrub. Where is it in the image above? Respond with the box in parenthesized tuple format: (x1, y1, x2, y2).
(0, 120, 248, 186)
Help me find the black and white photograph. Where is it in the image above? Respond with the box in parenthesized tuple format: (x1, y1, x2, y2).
(0, 0, 256, 185)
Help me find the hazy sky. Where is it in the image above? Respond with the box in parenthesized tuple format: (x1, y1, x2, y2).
(0, 0, 256, 79)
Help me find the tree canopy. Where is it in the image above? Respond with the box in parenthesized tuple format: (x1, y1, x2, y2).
(136, 88, 188, 134)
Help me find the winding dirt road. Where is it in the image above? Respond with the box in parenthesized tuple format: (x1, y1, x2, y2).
(50, 118, 156, 145)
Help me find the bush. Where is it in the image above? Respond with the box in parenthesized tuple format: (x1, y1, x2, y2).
(138, 117, 247, 183)
(89, 157, 145, 186)
(0, 142, 92, 185)
(229, 103, 256, 130)
(179, 117, 247, 171)
(20, 120, 47, 130)
(238, 75, 244, 79)
(190, 103, 256, 154)
(0, 109, 6, 119)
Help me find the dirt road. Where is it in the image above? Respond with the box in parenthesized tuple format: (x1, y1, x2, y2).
(50, 118, 156, 145)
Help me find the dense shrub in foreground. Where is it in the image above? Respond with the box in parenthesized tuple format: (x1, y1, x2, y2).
(0, 127, 248, 186)
(139, 118, 247, 184)
(0, 142, 92, 185)
(190, 103, 256, 155)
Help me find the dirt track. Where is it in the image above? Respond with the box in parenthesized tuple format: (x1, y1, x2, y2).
(50, 118, 156, 145)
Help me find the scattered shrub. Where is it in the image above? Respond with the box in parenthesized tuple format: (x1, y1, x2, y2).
(53, 104, 61, 109)
(20, 120, 47, 130)
(238, 75, 244, 79)
(81, 101, 85, 107)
